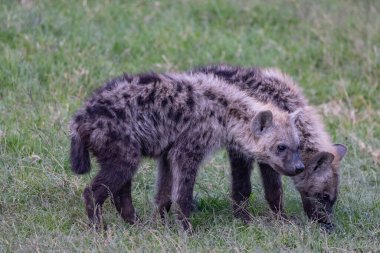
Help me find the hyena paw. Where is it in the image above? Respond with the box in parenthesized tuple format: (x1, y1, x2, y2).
(234, 210, 253, 224)
(321, 222, 335, 234)
(125, 214, 140, 225)
(182, 219, 194, 235)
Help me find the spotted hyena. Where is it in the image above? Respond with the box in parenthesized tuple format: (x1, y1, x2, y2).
(192, 64, 347, 231)
(69, 71, 305, 231)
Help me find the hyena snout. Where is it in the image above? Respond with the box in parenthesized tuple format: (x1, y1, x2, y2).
(294, 160, 305, 175)
(273, 147, 305, 176)
(291, 151, 305, 175)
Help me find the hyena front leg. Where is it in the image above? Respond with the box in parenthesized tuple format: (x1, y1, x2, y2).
(169, 142, 207, 232)
(154, 154, 173, 219)
(259, 163, 286, 218)
(228, 148, 253, 224)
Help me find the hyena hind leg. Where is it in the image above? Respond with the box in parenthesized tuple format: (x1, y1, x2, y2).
(259, 163, 286, 219)
(113, 181, 139, 225)
(83, 153, 140, 228)
(228, 148, 253, 224)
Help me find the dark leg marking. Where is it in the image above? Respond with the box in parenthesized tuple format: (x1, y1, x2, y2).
(228, 148, 253, 223)
(259, 163, 286, 218)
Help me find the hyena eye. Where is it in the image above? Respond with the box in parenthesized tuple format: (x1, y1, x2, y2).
(323, 194, 330, 202)
(277, 145, 287, 152)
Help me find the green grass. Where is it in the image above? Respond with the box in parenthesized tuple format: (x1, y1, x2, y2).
(1, 0, 379, 251)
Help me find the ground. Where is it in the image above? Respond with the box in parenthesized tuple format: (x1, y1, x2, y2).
(0, 0, 379, 252)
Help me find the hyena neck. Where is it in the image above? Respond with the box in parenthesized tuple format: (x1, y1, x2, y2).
(223, 99, 277, 159)
(296, 106, 338, 167)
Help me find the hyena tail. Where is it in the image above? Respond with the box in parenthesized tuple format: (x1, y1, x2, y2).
(70, 133, 91, 174)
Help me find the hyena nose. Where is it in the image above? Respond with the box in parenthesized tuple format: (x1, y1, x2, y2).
(295, 163, 305, 174)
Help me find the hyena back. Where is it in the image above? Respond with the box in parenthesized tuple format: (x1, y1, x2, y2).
(192, 64, 347, 230)
(69, 71, 304, 231)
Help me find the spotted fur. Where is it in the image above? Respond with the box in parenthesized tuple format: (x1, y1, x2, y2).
(69, 71, 304, 231)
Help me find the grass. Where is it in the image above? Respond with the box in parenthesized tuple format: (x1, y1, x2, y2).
(0, 0, 379, 252)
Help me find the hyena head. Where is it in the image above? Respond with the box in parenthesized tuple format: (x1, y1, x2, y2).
(294, 144, 347, 228)
(240, 108, 305, 176)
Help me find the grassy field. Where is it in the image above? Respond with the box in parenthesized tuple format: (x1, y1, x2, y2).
(1, 0, 379, 252)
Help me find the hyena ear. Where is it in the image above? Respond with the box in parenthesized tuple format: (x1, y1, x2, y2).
(310, 151, 334, 172)
(252, 110, 273, 136)
(334, 144, 347, 161)
(289, 108, 303, 123)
